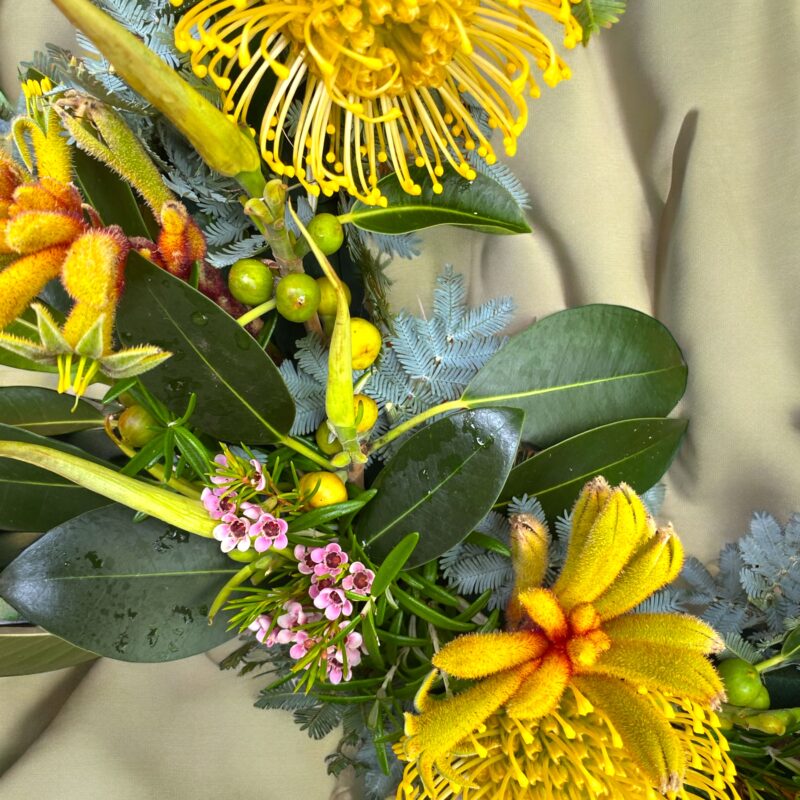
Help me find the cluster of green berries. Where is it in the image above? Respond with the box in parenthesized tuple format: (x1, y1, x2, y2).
(227, 213, 345, 323)
(717, 658, 771, 709)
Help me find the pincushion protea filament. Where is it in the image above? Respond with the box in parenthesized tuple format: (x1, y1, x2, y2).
(172, 0, 582, 204)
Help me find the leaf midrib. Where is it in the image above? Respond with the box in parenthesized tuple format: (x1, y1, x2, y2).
(145, 287, 286, 440)
(365, 446, 484, 545)
(464, 364, 684, 403)
(351, 205, 526, 233)
(37, 569, 238, 581)
(508, 425, 683, 499)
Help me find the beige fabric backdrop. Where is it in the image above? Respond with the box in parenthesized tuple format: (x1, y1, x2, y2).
(1, 1, 798, 798)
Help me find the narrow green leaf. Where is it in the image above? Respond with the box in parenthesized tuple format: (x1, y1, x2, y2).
(288, 497, 373, 532)
(349, 167, 531, 235)
(359, 408, 523, 567)
(0, 505, 238, 662)
(391, 586, 474, 632)
(0, 386, 103, 435)
(499, 418, 688, 518)
(0, 424, 108, 531)
(370, 532, 419, 598)
(0, 440, 214, 537)
(116, 253, 295, 444)
(463, 305, 687, 447)
(0, 628, 97, 676)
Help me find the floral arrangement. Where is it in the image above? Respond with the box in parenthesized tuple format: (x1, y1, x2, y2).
(0, 1, 797, 798)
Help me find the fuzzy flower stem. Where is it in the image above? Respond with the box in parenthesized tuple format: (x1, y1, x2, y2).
(236, 298, 277, 328)
(208, 555, 273, 624)
(367, 399, 469, 453)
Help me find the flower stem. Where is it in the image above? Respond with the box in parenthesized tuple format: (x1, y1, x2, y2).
(242, 182, 324, 338)
(367, 399, 469, 453)
(755, 653, 786, 673)
(208, 555, 273, 623)
(237, 298, 276, 328)
(276, 432, 335, 470)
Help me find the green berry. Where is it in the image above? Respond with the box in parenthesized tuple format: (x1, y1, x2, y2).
(306, 213, 344, 255)
(717, 658, 763, 707)
(118, 405, 159, 448)
(315, 421, 343, 455)
(275, 273, 321, 323)
(749, 684, 771, 710)
(316, 276, 351, 316)
(228, 258, 274, 306)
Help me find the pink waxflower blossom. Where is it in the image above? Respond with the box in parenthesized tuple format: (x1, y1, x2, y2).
(308, 574, 335, 600)
(213, 512, 252, 553)
(326, 627, 365, 684)
(289, 630, 318, 661)
(253, 514, 289, 552)
(311, 542, 349, 578)
(277, 601, 307, 630)
(341, 562, 375, 596)
(248, 615, 278, 646)
(248, 458, 267, 491)
(210, 453, 235, 486)
(313, 587, 353, 621)
(201, 487, 238, 520)
(294, 545, 316, 575)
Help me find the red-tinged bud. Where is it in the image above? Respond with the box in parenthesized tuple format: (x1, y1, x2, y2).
(157, 201, 207, 279)
(0, 155, 23, 213)
(11, 178, 84, 217)
(61, 226, 130, 309)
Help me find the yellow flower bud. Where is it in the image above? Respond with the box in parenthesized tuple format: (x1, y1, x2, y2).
(51, 0, 262, 184)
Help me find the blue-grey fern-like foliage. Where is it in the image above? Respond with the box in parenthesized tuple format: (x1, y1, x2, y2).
(675, 512, 800, 656)
(279, 267, 514, 442)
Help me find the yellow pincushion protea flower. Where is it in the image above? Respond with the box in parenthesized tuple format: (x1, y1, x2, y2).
(171, 0, 582, 204)
(396, 478, 741, 799)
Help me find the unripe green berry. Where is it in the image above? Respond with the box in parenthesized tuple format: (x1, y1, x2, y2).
(306, 213, 344, 255)
(316, 276, 351, 316)
(228, 258, 274, 306)
(717, 658, 763, 707)
(118, 405, 159, 448)
(275, 273, 321, 323)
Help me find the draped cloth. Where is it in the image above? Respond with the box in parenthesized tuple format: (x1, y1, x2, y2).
(1, 1, 798, 797)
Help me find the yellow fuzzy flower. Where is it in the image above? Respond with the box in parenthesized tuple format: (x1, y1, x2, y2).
(172, 0, 582, 204)
(396, 478, 739, 800)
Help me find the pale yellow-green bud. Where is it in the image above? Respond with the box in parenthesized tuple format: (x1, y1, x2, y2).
(50, 0, 263, 186)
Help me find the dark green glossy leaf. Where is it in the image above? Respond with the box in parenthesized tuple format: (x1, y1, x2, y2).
(0, 531, 45, 569)
(72, 148, 153, 238)
(349, 167, 530, 235)
(0, 628, 97, 676)
(0, 504, 238, 662)
(359, 408, 522, 567)
(0, 423, 108, 531)
(117, 253, 295, 444)
(370, 532, 419, 598)
(500, 418, 688, 518)
(463, 305, 687, 447)
(0, 386, 103, 435)
(763, 667, 800, 709)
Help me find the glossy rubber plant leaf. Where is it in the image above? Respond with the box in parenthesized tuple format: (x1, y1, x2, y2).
(0, 504, 238, 662)
(116, 252, 295, 444)
(463, 305, 687, 447)
(349, 167, 530, 235)
(358, 408, 523, 568)
(0, 386, 103, 436)
(0, 628, 96, 676)
(0, 424, 108, 531)
(500, 417, 688, 519)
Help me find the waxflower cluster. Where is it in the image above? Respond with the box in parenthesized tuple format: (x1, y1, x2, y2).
(202, 453, 288, 554)
(247, 543, 375, 684)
